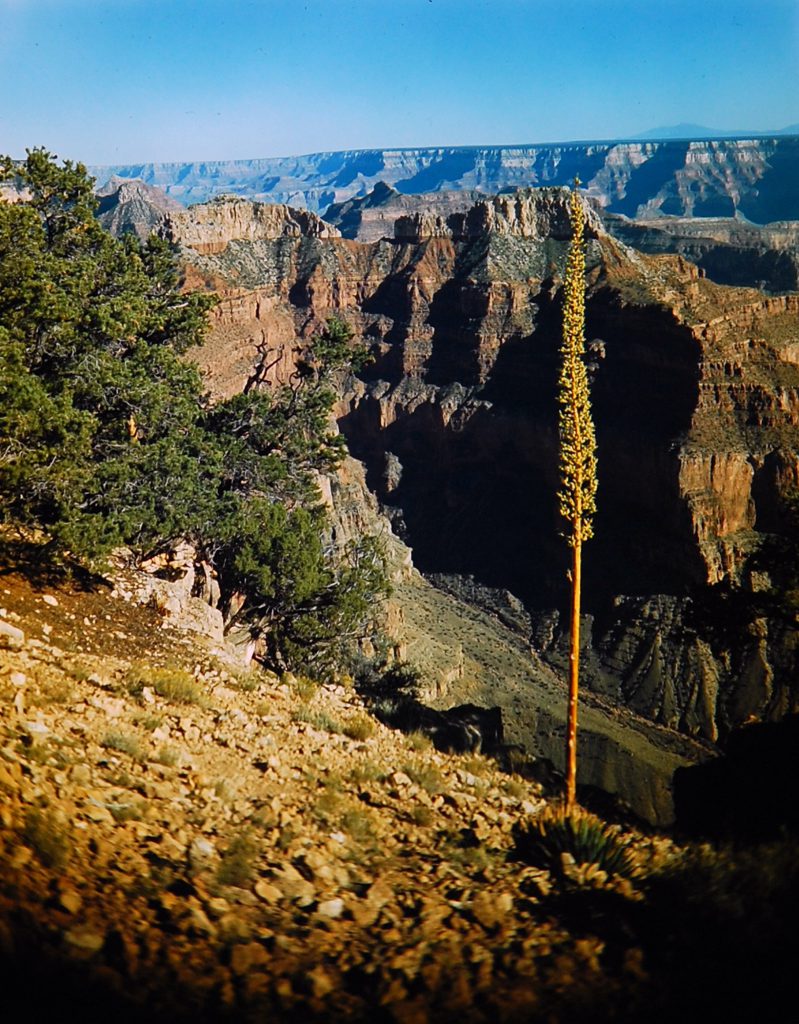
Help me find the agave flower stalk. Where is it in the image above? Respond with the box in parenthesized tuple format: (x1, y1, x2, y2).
(557, 180, 598, 812)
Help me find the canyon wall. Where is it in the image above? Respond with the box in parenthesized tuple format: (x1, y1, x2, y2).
(600, 213, 799, 293)
(167, 189, 799, 755)
(92, 136, 799, 223)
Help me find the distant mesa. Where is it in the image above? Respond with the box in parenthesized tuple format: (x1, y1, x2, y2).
(90, 132, 799, 225)
(635, 121, 799, 140)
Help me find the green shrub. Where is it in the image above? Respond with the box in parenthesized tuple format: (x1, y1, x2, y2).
(102, 731, 145, 761)
(217, 832, 258, 887)
(343, 714, 377, 741)
(349, 761, 386, 785)
(410, 805, 433, 827)
(287, 674, 318, 702)
(0, 151, 388, 676)
(402, 762, 444, 795)
(293, 706, 343, 734)
(152, 744, 181, 767)
(126, 664, 202, 705)
(228, 668, 261, 693)
(406, 731, 433, 753)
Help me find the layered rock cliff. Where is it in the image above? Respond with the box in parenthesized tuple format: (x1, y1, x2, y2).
(601, 213, 799, 293)
(170, 189, 799, 759)
(92, 135, 799, 223)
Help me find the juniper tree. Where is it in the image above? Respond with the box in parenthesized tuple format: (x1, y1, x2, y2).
(0, 149, 388, 673)
(557, 180, 598, 812)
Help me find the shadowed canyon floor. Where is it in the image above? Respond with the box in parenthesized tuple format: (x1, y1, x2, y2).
(390, 575, 708, 826)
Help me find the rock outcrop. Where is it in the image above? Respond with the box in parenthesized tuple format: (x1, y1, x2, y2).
(95, 176, 183, 240)
(162, 195, 340, 255)
(91, 135, 799, 223)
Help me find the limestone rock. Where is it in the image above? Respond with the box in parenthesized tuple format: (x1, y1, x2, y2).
(64, 928, 105, 953)
(316, 897, 344, 920)
(0, 619, 25, 648)
(162, 196, 340, 255)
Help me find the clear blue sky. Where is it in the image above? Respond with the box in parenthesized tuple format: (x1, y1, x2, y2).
(1, 0, 797, 164)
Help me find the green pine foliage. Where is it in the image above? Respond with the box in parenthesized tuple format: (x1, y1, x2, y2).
(0, 149, 388, 672)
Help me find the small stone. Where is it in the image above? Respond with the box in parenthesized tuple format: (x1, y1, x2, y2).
(229, 941, 269, 976)
(70, 764, 91, 786)
(11, 846, 33, 868)
(0, 620, 25, 649)
(217, 914, 251, 942)
(58, 890, 82, 914)
(496, 892, 514, 915)
(205, 896, 231, 919)
(9, 671, 26, 688)
(471, 891, 512, 930)
(188, 836, 216, 868)
(317, 897, 344, 920)
(392, 771, 413, 788)
(254, 879, 282, 904)
(64, 929, 104, 953)
(186, 905, 216, 937)
(308, 965, 334, 998)
(23, 720, 49, 740)
(42, 594, 59, 607)
(83, 803, 114, 824)
(0, 761, 21, 794)
(274, 864, 314, 901)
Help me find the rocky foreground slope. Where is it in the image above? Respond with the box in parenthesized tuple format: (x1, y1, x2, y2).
(91, 135, 799, 222)
(1, 556, 797, 1023)
(166, 189, 799, 760)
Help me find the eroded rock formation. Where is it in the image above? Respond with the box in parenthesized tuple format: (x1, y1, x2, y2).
(162, 195, 339, 255)
(173, 187, 799, 759)
(96, 176, 183, 240)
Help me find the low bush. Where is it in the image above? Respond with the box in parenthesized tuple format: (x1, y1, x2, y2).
(126, 664, 203, 705)
(514, 805, 639, 879)
(102, 731, 145, 761)
(217, 832, 259, 887)
(23, 807, 71, 868)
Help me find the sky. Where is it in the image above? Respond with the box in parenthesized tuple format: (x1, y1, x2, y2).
(1, 0, 797, 165)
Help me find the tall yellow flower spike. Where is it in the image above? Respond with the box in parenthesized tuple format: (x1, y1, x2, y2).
(557, 179, 598, 812)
